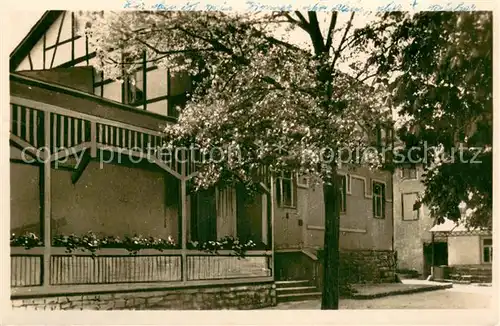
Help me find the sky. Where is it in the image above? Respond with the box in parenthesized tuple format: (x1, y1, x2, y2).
(8, 11, 374, 54)
(8, 10, 45, 52)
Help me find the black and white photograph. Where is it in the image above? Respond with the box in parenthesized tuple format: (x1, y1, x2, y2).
(2, 1, 496, 319)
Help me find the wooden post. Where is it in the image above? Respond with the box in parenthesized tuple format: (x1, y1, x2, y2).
(180, 149, 188, 282)
(90, 121, 97, 158)
(42, 112, 52, 287)
(269, 175, 275, 278)
(261, 193, 268, 245)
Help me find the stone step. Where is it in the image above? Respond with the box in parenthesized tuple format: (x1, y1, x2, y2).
(449, 274, 491, 283)
(276, 286, 318, 295)
(452, 271, 492, 276)
(275, 280, 311, 288)
(277, 291, 322, 303)
(452, 268, 492, 274)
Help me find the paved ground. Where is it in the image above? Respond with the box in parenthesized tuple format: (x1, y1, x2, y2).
(350, 279, 452, 298)
(267, 281, 494, 310)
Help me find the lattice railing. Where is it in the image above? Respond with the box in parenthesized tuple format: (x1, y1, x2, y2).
(49, 112, 91, 152)
(10, 101, 201, 179)
(10, 104, 45, 149)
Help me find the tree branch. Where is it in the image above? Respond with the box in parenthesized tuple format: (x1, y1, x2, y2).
(294, 11, 310, 28)
(280, 12, 309, 33)
(331, 12, 355, 70)
(307, 11, 326, 55)
(325, 13, 339, 51)
(136, 37, 216, 55)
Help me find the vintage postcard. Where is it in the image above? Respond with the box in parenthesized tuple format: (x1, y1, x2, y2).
(1, 0, 497, 325)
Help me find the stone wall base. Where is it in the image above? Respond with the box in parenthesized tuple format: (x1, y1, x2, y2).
(339, 250, 397, 284)
(275, 249, 397, 285)
(11, 282, 276, 310)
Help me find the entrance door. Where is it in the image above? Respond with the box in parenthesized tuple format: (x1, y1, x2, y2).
(423, 241, 448, 277)
(190, 188, 217, 242)
(434, 242, 448, 265)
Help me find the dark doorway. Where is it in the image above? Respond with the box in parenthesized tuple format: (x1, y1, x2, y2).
(423, 241, 448, 277)
(190, 188, 217, 242)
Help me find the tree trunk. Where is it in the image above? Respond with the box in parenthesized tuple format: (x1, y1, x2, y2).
(321, 171, 340, 310)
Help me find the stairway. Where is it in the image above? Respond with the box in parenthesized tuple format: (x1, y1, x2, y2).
(449, 266, 492, 283)
(275, 280, 322, 303)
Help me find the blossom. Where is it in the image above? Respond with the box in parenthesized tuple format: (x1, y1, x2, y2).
(81, 11, 393, 190)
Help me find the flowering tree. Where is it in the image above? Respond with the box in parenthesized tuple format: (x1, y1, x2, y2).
(356, 12, 492, 228)
(82, 11, 392, 309)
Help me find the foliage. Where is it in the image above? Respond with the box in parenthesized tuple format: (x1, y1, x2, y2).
(188, 236, 258, 258)
(10, 232, 43, 249)
(80, 11, 393, 189)
(356, 12, 492, 228)
(11, 231, 256, 258)
(52, 232, 177, 256)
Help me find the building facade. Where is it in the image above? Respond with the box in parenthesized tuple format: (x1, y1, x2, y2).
(392, 164, 441, 277)
(393, 164, 493, 281)
(430, 219, 492, 283)
(9, 10, 396, 309)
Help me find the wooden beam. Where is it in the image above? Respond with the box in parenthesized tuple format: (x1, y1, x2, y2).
(143, 51, 147, 111)
(50, 143, 90, 163)
(180, 150, 188, 283)
(85, 35, 89, 65)
(42, 109, 52, 288)
(261, 193, 268, 245)
(10, 134, 43, 160)
(56, 52, 96, 68)
(27, 52, 34, 70)
(43, 34, 46, 70)
(50, 11, 66, 69)
(45, 37, 81, 51)
(71, 12, 75, 62)
(71, 149, 91, 184)
(11, 276, 275, 298)
(10, 246, 271, 256)
(90, 122, 97, 157)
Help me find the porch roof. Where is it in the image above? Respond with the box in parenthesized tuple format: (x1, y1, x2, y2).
(430, 218, 491, 236)
(429, 219, 463, 233)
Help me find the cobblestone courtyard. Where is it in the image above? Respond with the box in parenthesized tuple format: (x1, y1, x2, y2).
(267, 284, 494, 310)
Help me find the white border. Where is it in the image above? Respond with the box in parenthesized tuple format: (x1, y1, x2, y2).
(1, 1, 498, 326)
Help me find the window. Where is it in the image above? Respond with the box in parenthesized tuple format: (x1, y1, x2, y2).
(276, 171, 296, 208)
(402, 193, 420, 220)
(368, 125, 385, 149)
(340, 175, 347, 213)
(125, 74, 145, 107)
(482, 238, 493, 263)
(401, 166, 417, 180)
(297, 174, 309, 188)
(168, 93, 187, 118)
(372, 181, 386, 219)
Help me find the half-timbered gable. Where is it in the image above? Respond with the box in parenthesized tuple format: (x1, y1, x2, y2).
(11, 11, 190, 119)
